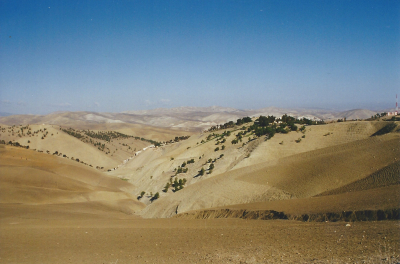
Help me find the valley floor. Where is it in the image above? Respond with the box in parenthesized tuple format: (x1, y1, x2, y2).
(0, 213, 399, 264)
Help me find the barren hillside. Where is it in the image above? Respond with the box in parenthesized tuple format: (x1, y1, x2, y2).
(104, 120, 400, 218)
(0, 145, 145, 218)
(1, 118, 399, 264)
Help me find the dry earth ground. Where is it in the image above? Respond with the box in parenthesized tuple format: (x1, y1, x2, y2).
(1, 216, 399, 264)
(141, 129, 399, 218)
(1, 120, 399, 263)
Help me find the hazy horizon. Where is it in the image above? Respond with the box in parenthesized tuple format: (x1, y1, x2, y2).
(1, 0, 399, 115)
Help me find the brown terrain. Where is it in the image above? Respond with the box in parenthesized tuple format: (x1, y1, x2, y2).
(0, 112, 399, 263)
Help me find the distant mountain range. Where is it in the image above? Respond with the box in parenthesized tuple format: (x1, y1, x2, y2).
(0, 112, 13, 117)
(0, 106, 380, 130)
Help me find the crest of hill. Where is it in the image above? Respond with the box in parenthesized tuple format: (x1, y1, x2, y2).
(335, 109, 377, 120)
(122, 106, 243, 115)
(0, 107, 381, 132)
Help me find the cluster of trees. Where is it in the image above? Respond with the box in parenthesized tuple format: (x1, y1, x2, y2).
(207, 121, 235, 132)
(84, 130, 133, 142)
(174, 136, 190, 142)
(236, 116, 252, 125)
(208, 130, 231, 145)
(62, 127, 163, 147)
(186, 158, 195, 164)
(370, 112, 388, 120)
(207, 116, 251, 132)
(1, 140, 29, 149)
(134, 136, 162, 146)
(61, 128, 84, 139)
(233, 115, 318, 140)
(163, 177, 187, 192)
(175, 166, 188, 174)
(165, 136, 190, 144)
(173, 158, 196, 175)
(208, 115, 323, 134)
(1, 125, 33, 137)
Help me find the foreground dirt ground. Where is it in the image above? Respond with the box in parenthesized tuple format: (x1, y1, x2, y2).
(1, 214, 398, 264)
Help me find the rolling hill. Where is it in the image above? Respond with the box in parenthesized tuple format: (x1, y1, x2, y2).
(1, 113, 399, 264)
(0, 145, 145, 220)
(0, 106, 382, 132)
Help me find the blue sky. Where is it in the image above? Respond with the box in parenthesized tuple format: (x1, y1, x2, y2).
(1, 0, 399, 114)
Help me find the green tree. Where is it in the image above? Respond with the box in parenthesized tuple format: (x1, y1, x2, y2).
(150, 192, 160, 202)
(173, 178, 179, 192)
(199, 167, 205, 176)
(163, 182, 170, 192)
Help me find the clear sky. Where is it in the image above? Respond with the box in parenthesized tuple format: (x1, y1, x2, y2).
(1, 0, 399, 115)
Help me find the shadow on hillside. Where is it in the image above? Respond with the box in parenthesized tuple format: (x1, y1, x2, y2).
(371, 122, 397, 136)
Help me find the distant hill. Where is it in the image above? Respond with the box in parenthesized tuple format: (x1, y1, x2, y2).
(0, 106, 381, 130)
(335, 109, 377, 120)
(0, 112, 13, 117)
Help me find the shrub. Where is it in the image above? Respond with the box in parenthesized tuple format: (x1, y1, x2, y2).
(150, 192, 160, 202)
(214, 147, 219, 151)
(199, 168, 205, 176)
(163, 183, 170, 192)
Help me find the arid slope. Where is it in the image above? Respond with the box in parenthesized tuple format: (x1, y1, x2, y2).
(138, 121, 399, 218)
(0, 145, 144, 218)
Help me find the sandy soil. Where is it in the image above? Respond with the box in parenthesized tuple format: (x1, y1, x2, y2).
(1, 120, 399, 263)
(140, 131, 399, 218)
(0, 146, 144, 212)
(1, 215, 399, 264)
